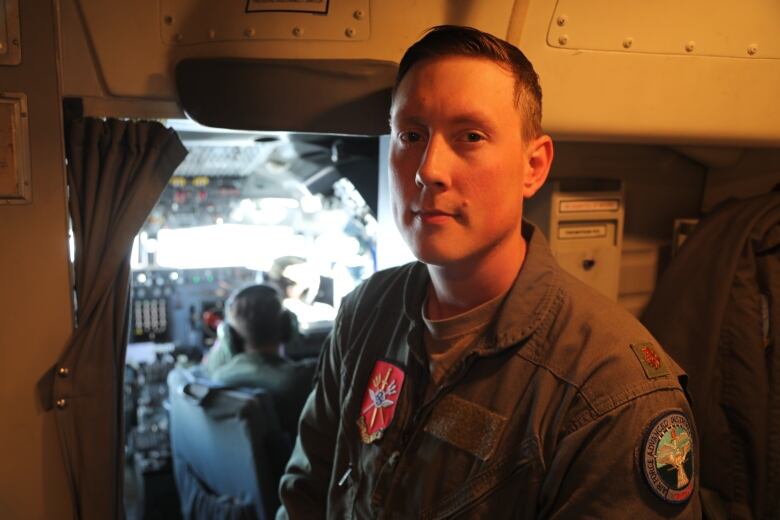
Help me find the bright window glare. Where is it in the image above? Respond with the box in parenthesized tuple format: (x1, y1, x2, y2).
(155, 224, 306, 270)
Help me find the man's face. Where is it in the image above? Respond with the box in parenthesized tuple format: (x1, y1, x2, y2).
(389, 56, 531, 268)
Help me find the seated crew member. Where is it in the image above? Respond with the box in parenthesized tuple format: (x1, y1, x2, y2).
(267, 255, 336, 327)
(278, 25, 701, 518)
(205, 284, 316, 439)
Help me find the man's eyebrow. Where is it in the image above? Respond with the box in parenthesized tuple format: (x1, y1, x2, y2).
(389, 113, 425, 127)
(390, 112, 497, 130)
(447, 113, 496, 130)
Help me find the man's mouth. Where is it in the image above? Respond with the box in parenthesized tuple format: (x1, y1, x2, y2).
(413, 209, 457, 224)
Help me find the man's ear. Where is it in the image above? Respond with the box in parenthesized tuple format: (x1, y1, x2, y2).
(522, 135, 554, 198)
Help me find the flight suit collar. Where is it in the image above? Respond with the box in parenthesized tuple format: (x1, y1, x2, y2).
(400, 220, 561, 360)
(489, 221, 560, 352)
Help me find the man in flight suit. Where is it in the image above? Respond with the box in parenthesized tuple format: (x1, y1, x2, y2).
(278, 25, 701, 518)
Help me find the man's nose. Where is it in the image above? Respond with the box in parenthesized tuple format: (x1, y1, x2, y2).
(414, 135, 452, 190)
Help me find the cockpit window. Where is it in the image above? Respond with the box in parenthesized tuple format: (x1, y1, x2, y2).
(129, 119, 378, 344)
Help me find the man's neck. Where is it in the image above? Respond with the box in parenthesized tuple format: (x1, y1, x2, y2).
(425, 236, 527, 320)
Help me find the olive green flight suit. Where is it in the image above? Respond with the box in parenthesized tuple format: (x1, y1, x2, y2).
(279, 222, 701, 519)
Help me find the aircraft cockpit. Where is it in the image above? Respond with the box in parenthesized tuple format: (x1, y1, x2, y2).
(123, 121, 380, 518)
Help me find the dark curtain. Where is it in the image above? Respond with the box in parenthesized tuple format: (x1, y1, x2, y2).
(38, 118, 187, 519)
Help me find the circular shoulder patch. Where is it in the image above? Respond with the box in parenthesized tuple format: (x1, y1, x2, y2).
(640, 411, 695, 504)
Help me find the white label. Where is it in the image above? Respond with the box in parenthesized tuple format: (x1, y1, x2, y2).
(559, 199, 620, 213)
(558, 224, 608, 239)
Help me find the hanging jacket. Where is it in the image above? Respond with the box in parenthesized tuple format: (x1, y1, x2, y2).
(642, 191, 780, 520)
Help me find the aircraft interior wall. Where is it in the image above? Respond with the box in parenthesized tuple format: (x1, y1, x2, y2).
(0, 0, 73, 517)
(701, 148, 780, 212)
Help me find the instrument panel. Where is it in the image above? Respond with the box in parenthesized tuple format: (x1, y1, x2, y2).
(130, 266, 256, 349)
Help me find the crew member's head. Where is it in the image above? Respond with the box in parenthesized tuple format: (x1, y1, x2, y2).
(389, 25, 554, 268)
(224, 284, 294, 354)
(267, 255, 320, 304)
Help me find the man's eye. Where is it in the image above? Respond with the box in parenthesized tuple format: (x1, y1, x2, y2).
(399, 131, 422, 143)
(465, 132, 484, 142)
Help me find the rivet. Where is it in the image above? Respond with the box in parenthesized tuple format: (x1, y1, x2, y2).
(747, 44, 758, 56)
(57, 367, 69, 377)
(556, 15, 567, 27)
(623, 37, 633, 49)
(11, 38, 18, 46)
(56, 399, 67, 410)
(353, 9, 364, 20)
(345, 27, 356, 38)
(174, 33, 183, 42)
(558, 35, 568, 46)
(292, 26, 303, 37)
(163, 15, 174, 25)
(685, 41, 695, 53)
(244, 27, 256, 38)
(208, 29, 216, 40)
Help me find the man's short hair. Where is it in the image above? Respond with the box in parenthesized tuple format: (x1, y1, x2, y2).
(394, 25, 543, 141)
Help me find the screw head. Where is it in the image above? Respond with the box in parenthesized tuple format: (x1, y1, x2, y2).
(208, 29, 216, 40)
(747, 44, 758, 56)
(685, 41, 695, 53)
(623, 37, 633, 49)
(56, 399, 67, 410)
(345, 27, 356, 38)
(558, 35, 568, 46)
(244, 27, 256, 38)
(556, 15, 567, 27)
(292, 26, 303, 37)
(163, 15, 173, 25)
(57, 367, 69, 378)
(174, 33, 183, 42)
(353, 9, 364, 20)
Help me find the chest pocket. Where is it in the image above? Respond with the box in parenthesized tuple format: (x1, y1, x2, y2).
(423, 393, 507, 461)
(420, 435, 543, 520)
(417, 393, 543, 520)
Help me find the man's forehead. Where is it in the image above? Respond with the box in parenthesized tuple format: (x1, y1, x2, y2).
(390, 56, 519, 124)
(390, 109, 498, 130)
(394, 56, 514, 96)
(402, 54, 511, 79)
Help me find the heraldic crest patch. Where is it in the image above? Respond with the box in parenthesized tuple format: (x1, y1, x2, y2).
(357, 359, 405, 444)
(640, 411, 695, 504)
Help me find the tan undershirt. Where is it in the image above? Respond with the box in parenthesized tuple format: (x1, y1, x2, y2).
(422, 288, 509, 396)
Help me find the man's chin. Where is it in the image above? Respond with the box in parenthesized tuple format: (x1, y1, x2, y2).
(408, 246, 462, 268)
(400, 231, 471, 266)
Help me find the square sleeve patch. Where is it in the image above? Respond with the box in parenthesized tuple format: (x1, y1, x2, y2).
(631, 342, 670, 379)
